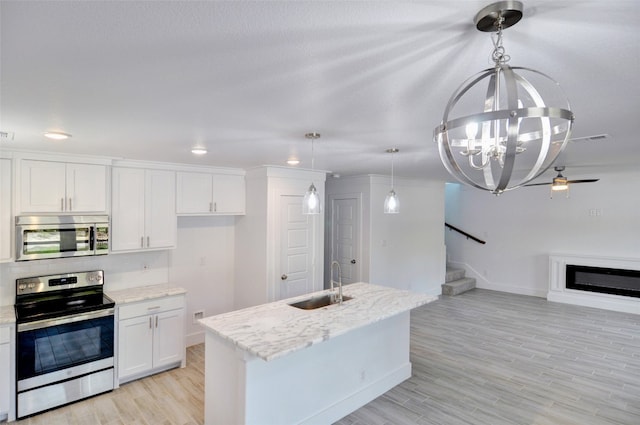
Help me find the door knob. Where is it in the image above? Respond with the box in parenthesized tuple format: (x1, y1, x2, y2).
(351, 259, 356, 264)
(281, 274, 288, 280)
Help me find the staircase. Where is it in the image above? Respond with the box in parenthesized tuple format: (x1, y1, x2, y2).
(442, 266, 476, 296)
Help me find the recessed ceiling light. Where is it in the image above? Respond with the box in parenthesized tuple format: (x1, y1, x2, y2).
(287, 159, 300, 165)
(44, 131, 71, 140)
(191, 147, 208, 155)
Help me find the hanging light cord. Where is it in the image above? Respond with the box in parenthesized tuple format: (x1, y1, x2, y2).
(390, 150, 395, 189)
(311, 138, 315, 171)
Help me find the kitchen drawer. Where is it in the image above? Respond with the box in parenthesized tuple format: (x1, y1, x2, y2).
(0, 326, 9, 344)
(118, 295, 184, 320)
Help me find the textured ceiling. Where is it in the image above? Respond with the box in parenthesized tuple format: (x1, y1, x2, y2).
(1, 1, 639, 184)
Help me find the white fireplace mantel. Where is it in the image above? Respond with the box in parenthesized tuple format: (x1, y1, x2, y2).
(548, 253, 640, 314)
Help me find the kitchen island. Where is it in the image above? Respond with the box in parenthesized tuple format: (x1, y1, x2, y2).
(199, 282, 436, 425)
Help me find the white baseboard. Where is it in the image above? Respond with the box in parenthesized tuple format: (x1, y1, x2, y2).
(186, 330, 205, 347)
(547, 290, 639, 314)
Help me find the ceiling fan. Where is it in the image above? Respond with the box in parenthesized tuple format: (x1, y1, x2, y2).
(524, 166, 599, 196)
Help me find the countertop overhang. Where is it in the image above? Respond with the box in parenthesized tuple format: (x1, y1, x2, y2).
(199, 282, 437, 361)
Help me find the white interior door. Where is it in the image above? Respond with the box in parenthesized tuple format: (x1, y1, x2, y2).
(331, 197, 360, 285)
(279, 195, 314, 299)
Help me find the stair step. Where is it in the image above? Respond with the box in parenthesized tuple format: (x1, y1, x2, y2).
(445, 268, 466, 283)
(441, 277, 476, 296)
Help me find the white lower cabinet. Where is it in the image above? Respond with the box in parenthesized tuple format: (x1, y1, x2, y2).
(0, 325, 13, 421)
(117, 295, 185, 383)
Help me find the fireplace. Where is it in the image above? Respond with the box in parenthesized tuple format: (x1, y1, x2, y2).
(566, 265, 640, 298)
(548, 254, 640, 314)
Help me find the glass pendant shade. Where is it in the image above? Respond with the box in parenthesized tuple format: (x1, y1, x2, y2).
(302, 132, 321, 215)
(384, 189, 399, 214)
(303, 183, 321, 215)
(384, 148, 400, 214)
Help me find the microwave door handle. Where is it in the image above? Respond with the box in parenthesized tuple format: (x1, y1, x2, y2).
(90, 226, 95, 252)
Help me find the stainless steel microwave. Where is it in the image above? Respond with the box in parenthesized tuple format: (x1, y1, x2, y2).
(16, 215, 109, 261)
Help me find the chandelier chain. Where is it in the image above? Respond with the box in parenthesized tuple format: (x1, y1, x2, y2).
(490, 17, 510, 65)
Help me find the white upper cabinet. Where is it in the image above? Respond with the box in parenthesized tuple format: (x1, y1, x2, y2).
(0, 158, 12, 262)
(111, 167, 176, 252)
(176, 172, 245, 215)
(19, 159, 107, 213)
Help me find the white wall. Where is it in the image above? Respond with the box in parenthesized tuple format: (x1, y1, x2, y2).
(169, 216, 236, 346)
(0, 250, 170, 306)
(326, 175, 445, 296)
(444, 169, 640, 297)
(368, 176, 445, 295)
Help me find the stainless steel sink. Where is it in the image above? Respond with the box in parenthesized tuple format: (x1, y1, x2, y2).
(288, 294, 353, 310)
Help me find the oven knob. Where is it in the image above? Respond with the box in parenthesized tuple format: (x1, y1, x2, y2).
(18, 284, 27, 291)
(28, 283, 36, 289)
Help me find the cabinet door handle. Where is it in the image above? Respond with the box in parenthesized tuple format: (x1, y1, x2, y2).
(141, 237, 144, 248)
(351, 259, 356, 264)
(281, 274, 288, 280)
(155, 316, 158, 328)
(147, 236, 150, 247)
(209, 202, 213, 212)
(68, 198, 72, 211)
(214, 202, 217, 212)
(61, 198, 65, 211)
(149, 317, 152, 329)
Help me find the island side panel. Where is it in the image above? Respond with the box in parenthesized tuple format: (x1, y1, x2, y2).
(202, 312, 410, 425)
(204, 333, 248, 425)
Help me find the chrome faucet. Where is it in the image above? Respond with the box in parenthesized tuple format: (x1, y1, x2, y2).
(330, 260, 343, 304)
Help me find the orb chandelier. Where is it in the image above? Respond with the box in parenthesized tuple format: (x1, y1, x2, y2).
(433, 1, 574, 195)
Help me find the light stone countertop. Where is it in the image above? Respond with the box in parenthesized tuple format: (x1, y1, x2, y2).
(199, 282, 437, 361)
(107, 284, 187, 305)
(0, 304, 16, 324)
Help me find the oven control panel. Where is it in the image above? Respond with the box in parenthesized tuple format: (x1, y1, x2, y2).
(16, 270, 104, 295)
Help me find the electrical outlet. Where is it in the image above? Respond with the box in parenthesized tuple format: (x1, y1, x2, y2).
(193, 310, 205, 324)
(589, 208, 603, 217)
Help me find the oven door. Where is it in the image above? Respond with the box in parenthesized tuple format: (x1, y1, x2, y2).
(17, 308, 115, 391)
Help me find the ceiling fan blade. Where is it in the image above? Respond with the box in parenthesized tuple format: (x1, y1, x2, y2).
(567, 179, 600, 184)
(523, 182, 552, 187)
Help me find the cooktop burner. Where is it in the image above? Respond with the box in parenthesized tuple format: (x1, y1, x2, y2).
(15, 270, 115, 323)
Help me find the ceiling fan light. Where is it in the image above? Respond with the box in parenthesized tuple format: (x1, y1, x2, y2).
(551, 177, 568, 191)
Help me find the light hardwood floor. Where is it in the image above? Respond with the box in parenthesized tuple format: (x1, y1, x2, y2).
(15, 289, 640, 425)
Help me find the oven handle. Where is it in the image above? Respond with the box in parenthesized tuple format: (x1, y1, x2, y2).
(17, 308, 115, 332)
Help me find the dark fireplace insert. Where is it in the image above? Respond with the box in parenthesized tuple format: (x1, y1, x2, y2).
(566, 265, 640, 298)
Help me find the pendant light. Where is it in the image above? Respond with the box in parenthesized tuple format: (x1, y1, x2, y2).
(384, 148, 399, 214)
(433, 1, 574, 195)
(302, 132, 321, 215)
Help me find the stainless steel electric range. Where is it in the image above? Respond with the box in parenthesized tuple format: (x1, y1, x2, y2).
(14, 270, 115, 419)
